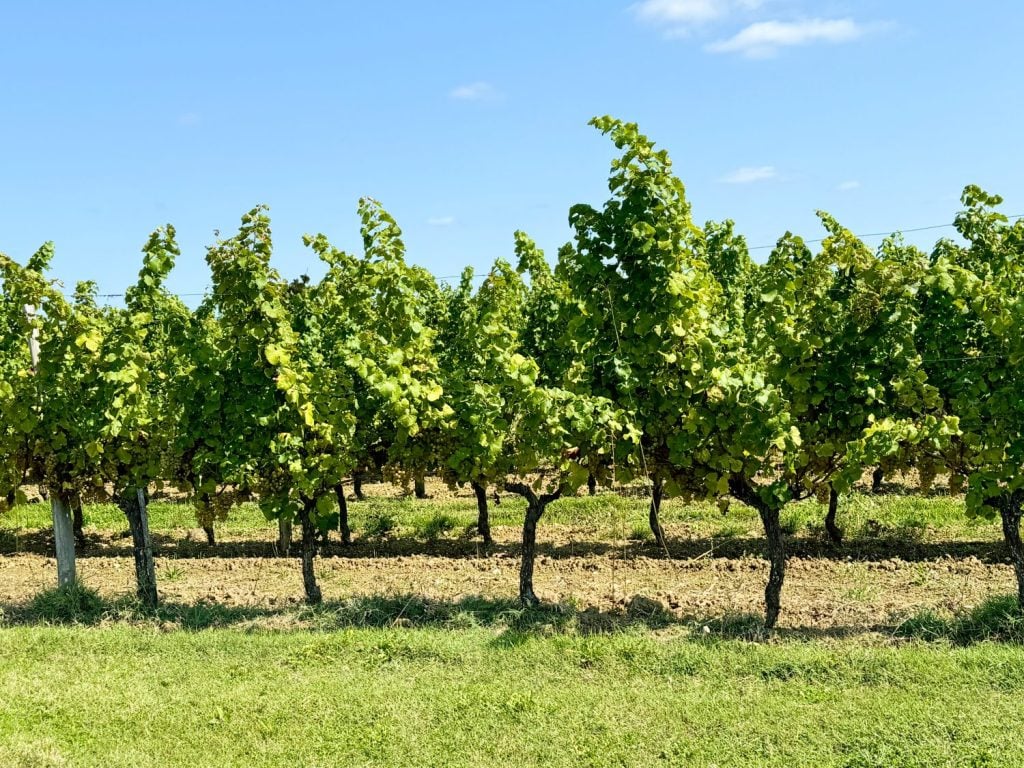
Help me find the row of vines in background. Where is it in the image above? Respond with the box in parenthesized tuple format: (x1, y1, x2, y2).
(1, 117, 1022, 629)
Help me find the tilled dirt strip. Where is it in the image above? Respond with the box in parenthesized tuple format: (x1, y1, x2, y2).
(0, 527, 1014, 632)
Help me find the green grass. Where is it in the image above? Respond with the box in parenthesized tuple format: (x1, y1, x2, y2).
(779, 493, 982, 541)
(897, 595, 1024, 645)
(363, 509, 399, 539)
(0, 488, 1017, 767)
(0, 500, 272, 534)
(1, 625, 1023, 767)
(0, 488, 1000, 547)
(414, 512, 460, 541)
(23, 581, 106, 625)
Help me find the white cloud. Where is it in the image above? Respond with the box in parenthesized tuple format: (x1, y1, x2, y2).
(449, 82, 499, 101)
(719, 165, 777, 184)
(177, 112, 201, 126)
(707, 18, 865, 57)
(837, 180, 861, 191)
(428, 216, 456, 227)
(633, 0, 723, 25)
(632, 0, 762, 35)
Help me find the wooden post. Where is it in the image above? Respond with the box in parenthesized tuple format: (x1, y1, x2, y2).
(27, 305, 77, 587)
(278, 518, 292, 556)
(51, 496, 77, 587)
(24, 304, 40, 368)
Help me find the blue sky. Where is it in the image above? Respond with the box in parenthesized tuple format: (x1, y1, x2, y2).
(1, 1, 1021, 299)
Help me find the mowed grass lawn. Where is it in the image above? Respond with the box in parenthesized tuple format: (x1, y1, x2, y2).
(1, 487, 1020, 766)
(2, 626, 1024, 768)
(0, 484, 998, 546)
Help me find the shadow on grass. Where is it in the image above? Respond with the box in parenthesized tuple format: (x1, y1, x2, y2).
(4, 583, 791, 643)
(19, 583, 1021, 644)
(894, 595, 1024, 645)
(867, 481, 963, 499)
(0, 526, 1012, 567)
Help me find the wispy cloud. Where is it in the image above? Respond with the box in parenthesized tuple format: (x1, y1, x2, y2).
(719, 165, 777, 184)
(428, 216, 456, 227)
(177, 112, 201, 126)
(707, 18, 866, 58)
(633, 0, 722, 26)
(837, 180, 861, 191)
(449, 82, 499, 101)
(633, 2, 883, 57)
(631, 0, 762, 36)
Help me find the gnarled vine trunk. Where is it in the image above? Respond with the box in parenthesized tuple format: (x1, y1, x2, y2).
(587, 473, 597, 497)
(119, 488, 158, 608)
(352, 471, 365, 501)
(505, 482, 562, 605)
(760, 506, 786, 629)
(520, 504, 542, 604)
(824, 487, 843, 545)
(414, 474, 427, 500)
(335, 483, 351, 545)
(203, 525, 216, 546)
(872, 467, 884, 494)
(997, 492, 1024, 610)
(298, 503, 322, 605)
(471, 481, 492, 545)
(71, 500, 85, 547)
(649, 477, 667, 550)
(730, 478, 786, 630)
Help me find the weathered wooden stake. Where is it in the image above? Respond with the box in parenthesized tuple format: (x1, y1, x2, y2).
(51, 496, 77, 587)
(26, 305, 75, 586)
(278, 518, 292, 556)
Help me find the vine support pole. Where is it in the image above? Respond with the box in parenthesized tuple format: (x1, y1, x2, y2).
(24, 304, 40, 369)
(51, 496, 77, 587)
(26, 304, 76, 587)
(278, 518, 292, 556)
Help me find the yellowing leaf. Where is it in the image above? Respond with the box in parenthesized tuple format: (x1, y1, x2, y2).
(300, 403, 316, 428)
(75, 330, 101, 353)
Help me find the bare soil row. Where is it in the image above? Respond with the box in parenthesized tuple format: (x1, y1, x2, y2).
(0, 523, 1013, 634)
